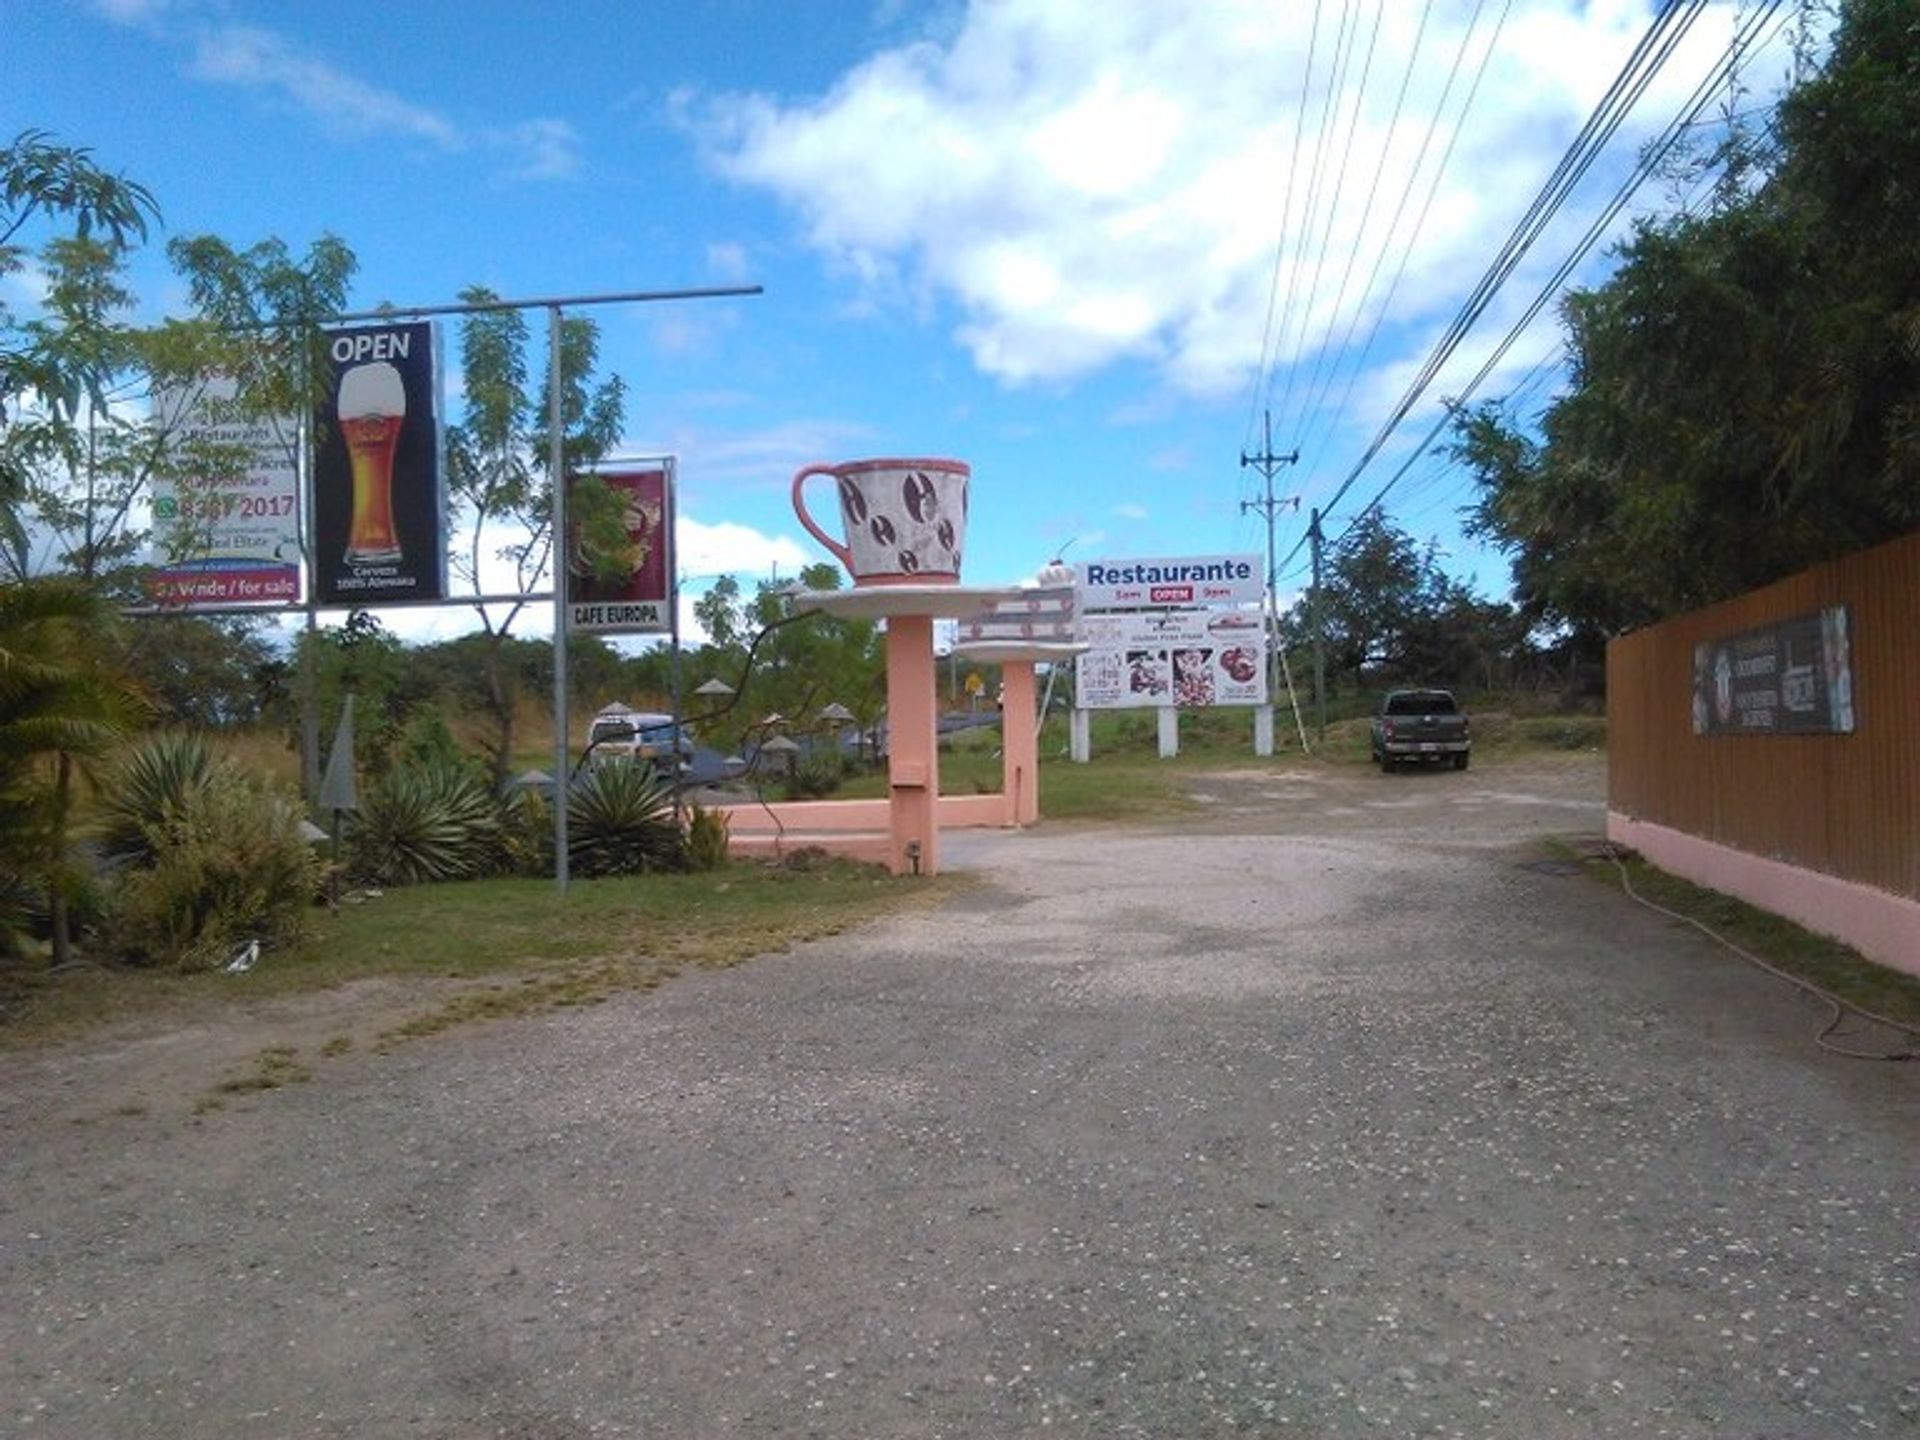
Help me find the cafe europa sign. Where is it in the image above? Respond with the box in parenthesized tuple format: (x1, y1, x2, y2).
(1692, 606, 1856, 736)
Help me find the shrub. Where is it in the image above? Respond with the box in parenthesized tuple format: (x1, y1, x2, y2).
(685, 803, 731, 872)
(96, 731, 220, 868)
(102, 769, 322, 971)
(777, 750, 845, 801)
(568, 762, 685, 878)
(496, 786, 553, 877)
(351, 761, 501, 886)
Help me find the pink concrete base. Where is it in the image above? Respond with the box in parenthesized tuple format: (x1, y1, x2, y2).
(714, 793, 1014, 869)
(1001, 662, 1039, 826)
(1608, 813, 1920, 977)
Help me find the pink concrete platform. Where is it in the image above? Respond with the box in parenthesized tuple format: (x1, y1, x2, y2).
(717, 595, 1075, 875)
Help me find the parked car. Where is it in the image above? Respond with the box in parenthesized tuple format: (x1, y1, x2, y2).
(585, 705, 695, 774)
(1370, 689, 1471, 771)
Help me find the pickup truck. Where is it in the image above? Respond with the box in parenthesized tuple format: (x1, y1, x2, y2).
(1370, 689, 1471, 771)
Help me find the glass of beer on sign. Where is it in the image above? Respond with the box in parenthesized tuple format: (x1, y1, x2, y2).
(338, 361, 405, 565)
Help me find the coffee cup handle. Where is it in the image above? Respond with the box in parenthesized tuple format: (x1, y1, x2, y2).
(791, 464, 855, 573)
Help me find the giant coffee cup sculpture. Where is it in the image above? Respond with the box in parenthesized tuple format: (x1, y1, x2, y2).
(785, 457, 988, 877)
(791, 458, 968, 585)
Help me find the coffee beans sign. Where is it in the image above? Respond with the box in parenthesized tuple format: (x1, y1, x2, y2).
(792, 458, 970, 584)
(902, 471, 938, 523)
(838, 477, 870, 524)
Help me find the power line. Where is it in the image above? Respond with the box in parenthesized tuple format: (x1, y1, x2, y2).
(1273, 0, 1715, 572)
(1328, 0, 1793, 548)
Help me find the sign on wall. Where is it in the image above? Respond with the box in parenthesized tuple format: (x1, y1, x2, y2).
(1078, 553, 1262, 612)
(312, 321, 445, 606)
(566, 462, 675, 635)
(1075, 608, 1268, 709)
(1692, 606, 1855, 735)
(147, 375, 300, 607)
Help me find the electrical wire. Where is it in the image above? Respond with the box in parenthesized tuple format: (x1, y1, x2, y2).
(1244, 0, 1328, 456)
(1320, 0, 1709, 512)
(1325, 0, 1792, 548)
(1603, 845, 1919, 1063)
(1269, 0, 1366, 434)
(1290, 0, 1510, 485)
(1287, 0, 1438, 445)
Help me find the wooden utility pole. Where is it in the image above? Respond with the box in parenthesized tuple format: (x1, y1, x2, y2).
(1309, 506, 1327, 739)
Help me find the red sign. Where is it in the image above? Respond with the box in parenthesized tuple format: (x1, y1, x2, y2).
(566, 463, 676, 635)
(1150, 585, 1194, 604)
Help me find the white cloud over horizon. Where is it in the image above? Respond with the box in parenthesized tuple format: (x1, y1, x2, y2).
(687, 0, 1759, 414)
(94, 0, 584, 183)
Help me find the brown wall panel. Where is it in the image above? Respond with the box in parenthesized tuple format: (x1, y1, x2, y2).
(1607, 529, 1919, 901)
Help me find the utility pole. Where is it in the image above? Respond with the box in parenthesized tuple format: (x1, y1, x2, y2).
(1308, 506, 1326, 740)
(1239, 409, 1307, 750)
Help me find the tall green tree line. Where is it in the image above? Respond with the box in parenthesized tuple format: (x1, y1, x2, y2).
(1452, 0, 1919, 644)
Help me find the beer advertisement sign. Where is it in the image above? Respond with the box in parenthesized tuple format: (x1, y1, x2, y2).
(566, 463, 675, 635)
(313, 321, 445, 605)
(147, 375, 301, 607)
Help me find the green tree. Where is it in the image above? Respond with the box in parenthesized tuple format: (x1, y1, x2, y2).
(2, 130, 159, 574)
(0, 578, 147, 964)
(1453, 0, 1920, 635)
(445, 288, 627, 786)
(107, 613, 282, 728)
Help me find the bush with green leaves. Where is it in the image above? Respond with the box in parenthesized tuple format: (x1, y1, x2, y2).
(685, 802, 730, 872)
(777, 749, 845, 801)
(568, 761, 686, 878)
(350, 760, 501, 886)
(95, 730, 220, 868)
(496, 785, 553, 878)
(100, 755, 322, 971)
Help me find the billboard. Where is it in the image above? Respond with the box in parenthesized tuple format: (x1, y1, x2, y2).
(566, 462, 675, 635)
(147, 375, 301, 607)
(312, 321, 445, 605)
(1075, 608, 1268, 709)
(1692, 607, 1855, 735)
(1078, 553, 1262, 612)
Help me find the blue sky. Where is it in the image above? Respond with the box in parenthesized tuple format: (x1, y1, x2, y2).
(7, 0, 1809, 643)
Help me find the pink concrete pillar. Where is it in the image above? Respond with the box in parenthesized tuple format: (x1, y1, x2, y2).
(1000, 661, 1039, 826)
(885, 614, 940, 875)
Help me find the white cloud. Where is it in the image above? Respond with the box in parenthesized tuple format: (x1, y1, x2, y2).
(677, 515, 810, 583)
(489, 118, 584, 183)
(187, 24, 463, 149)
(688, 0, 1759, 399)
(93, 5, 582, 183)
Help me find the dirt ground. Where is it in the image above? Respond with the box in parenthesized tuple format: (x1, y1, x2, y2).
(3, 754, 1915, 1438)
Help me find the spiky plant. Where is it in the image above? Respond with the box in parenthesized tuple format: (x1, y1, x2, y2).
(95, 731, 219, 867)
(495, 786, 553, 878)
(568, 761, 685, 878)
(684, 802, 731, 872)
(351, 760, 500, 886)
(104, 769, 323, 970)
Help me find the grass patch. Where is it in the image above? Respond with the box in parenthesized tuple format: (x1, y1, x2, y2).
(1588, 846, 1920, 1031)
(211, 1044, 313, 1097)
(1, 856, 959, 1051)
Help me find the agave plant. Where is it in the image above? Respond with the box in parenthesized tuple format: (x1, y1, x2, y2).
(567, 761, 685, 879)
(95, 731, 220, 867)
(351, 760, 500, 886)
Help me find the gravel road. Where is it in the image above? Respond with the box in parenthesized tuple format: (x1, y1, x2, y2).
(4, 757, 1915, 1438)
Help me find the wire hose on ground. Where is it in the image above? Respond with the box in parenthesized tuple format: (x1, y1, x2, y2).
(1601, 845, 1918, 1063)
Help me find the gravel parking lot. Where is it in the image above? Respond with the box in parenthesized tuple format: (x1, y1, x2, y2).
(3, 756, 1915, 1438)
